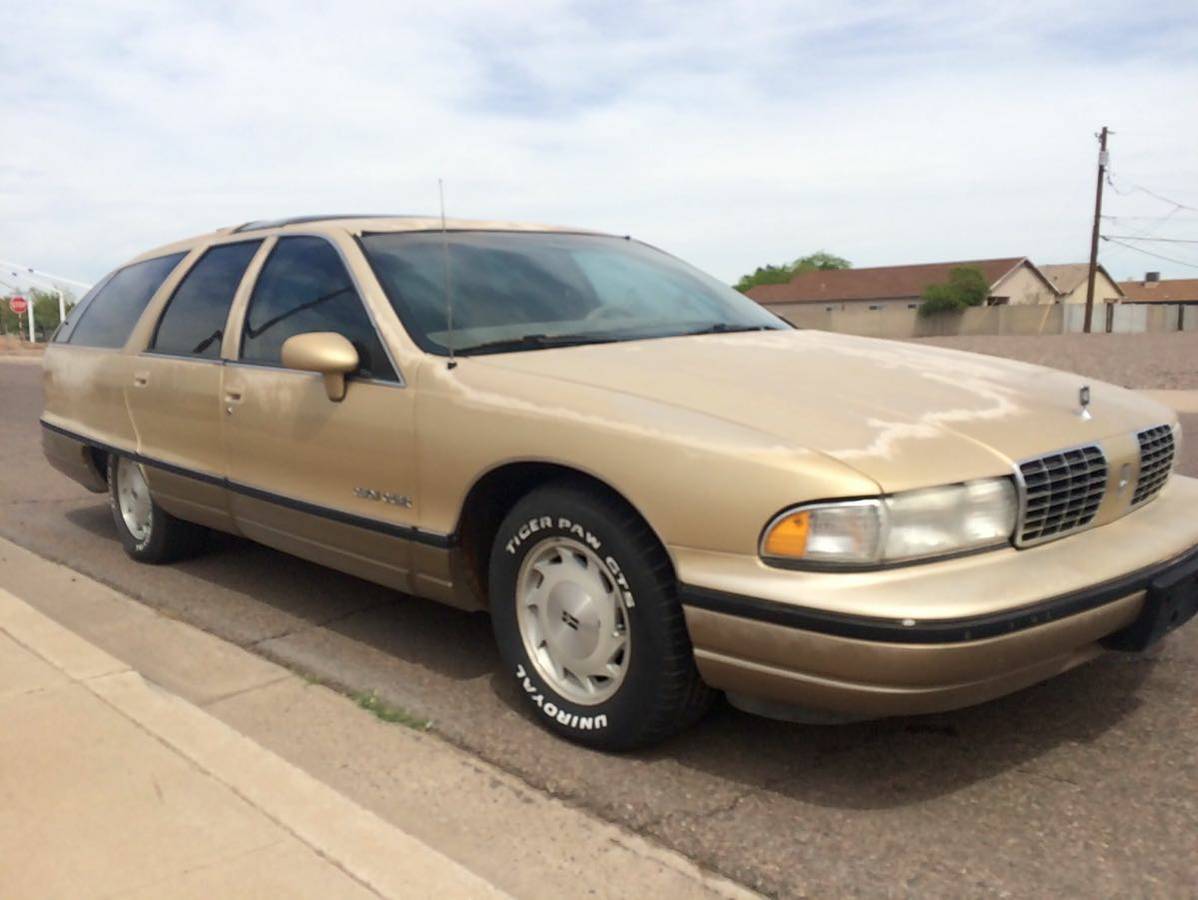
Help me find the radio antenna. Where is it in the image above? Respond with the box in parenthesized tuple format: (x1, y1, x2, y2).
(438, 178, 457, 370)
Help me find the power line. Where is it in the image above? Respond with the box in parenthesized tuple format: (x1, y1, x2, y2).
(1105, 174, 1198, 213)
(1102, 235, 1198, 244)
(1102, 214, 1198, 221)
(1102, 236, 1198, 270)
(1099, 175, 1198, 197)
(0, 259, 92, 289)
(1103, 205, 1181, 240)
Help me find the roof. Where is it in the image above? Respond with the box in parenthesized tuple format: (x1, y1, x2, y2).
(1038, 263, 1123, 296)
(130, 215, 602, 265)
(745, 257, 1034, 305)
(1118, 277, 1198, 303)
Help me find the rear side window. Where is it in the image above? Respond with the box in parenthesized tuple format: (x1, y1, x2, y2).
(240, 236, 395, 381)
(53, 271, 115, 343)
(68, 253, 186, 349)
(150, 241, 262, 359)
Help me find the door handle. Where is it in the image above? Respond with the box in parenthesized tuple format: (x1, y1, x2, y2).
(224, 388, 243, 416)
(132, 371, 149, 388)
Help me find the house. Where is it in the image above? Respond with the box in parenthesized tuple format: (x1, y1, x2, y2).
(1118, 273, 1198, 306)
(745, 257, 1060, 316)
(1038, 263, 1124, 305)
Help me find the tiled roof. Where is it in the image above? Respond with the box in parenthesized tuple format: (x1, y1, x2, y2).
(746, 257, 1028, 305)
(1118, 278, 1198, 303)
(1039, 263, 1123, 296)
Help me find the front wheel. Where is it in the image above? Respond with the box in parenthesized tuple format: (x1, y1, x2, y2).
(489, 481, 712, 750)
(108, 455, 207, 563)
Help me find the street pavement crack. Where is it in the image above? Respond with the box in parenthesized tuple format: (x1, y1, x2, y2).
(244, 600, 394, 649)
(640, 785, 761, 832)
(197, 673, 295, 709)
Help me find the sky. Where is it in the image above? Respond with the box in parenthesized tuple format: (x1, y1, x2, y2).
(3, 0, 1198, 297)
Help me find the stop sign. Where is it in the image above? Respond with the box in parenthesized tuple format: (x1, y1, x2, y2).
(9, 296, 28, 315)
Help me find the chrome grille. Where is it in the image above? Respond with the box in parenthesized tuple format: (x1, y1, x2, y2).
(1017, 445, 1107, 545)
(1132, 425, 1174, 506)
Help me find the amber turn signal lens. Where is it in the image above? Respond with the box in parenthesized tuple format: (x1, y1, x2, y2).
(763, 511, 810, 558)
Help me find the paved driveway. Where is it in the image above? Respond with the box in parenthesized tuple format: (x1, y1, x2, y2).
(2, 357, 1196, 897)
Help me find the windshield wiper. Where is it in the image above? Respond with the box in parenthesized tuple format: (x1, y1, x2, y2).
(455, 323, 780, 356)
(454, 333, 621, 356)
(680, 323, 780, 336)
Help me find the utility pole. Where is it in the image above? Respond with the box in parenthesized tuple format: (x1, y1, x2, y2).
(1083, 126, 1109, 334)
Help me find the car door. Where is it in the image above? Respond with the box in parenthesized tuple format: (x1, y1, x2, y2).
(124, 239, 265, 531)
(221, 234, 420, 591)
(47, 252, 188, 455)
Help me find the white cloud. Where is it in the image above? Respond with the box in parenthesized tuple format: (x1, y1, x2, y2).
(2, 0, 1196, 286)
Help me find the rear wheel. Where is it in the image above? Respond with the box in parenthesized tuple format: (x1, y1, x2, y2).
(489, 481, 712, 750)
(108, 455, 207, 563)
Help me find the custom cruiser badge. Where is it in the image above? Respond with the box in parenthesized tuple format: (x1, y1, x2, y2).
(354, 487, 413, 508)
(1078, 385, 1091, 420)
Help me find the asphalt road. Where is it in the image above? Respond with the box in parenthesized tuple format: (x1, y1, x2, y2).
(3, 357, 1197, 897)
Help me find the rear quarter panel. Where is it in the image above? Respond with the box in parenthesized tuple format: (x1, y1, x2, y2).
(42, 344, 138, 451)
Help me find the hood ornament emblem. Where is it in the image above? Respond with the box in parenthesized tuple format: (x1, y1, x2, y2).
(1078, 385, 1092, 420)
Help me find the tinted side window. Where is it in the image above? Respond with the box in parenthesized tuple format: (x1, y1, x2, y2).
(241, 237, 395, 381)
(68, 253, 186, 349)
(151, 241, 262, 359)
(53, 270, 115, 343)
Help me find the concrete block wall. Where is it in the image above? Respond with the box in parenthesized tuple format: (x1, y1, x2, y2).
(772, 302, 1198, 339)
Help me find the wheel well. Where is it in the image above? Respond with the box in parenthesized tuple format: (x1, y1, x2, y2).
(455, 463, 669, 605)
(88, 446, 110, 483)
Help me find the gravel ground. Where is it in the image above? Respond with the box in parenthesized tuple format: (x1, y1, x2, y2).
(907, 332, 1198, 390)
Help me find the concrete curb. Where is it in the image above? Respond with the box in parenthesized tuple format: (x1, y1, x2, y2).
(0, 538, 763, 899)
(0, 587, 509, 899)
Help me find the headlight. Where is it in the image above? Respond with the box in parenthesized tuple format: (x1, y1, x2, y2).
(761, 478, 1017, 567)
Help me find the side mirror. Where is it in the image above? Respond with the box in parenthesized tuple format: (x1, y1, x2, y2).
(280, 332, 359, 401)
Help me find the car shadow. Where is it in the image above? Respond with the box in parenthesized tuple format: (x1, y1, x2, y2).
(62, 503, 496, 682)
(61, 499, 1153, 811)
(485, 632, 1153, 812)
(641, 654, 1152, 810)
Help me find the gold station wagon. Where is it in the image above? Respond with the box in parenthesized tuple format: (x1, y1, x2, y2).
(41, 215, 1198, 749)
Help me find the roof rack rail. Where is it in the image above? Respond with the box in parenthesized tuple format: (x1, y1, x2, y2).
(232, 214, 412, 233)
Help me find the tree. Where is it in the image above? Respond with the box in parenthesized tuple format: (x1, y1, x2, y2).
(735, 251, 851, 293)
(917, 266, 990, 317)
(32, 287, 76, 336)
(1, 286, 77, 339)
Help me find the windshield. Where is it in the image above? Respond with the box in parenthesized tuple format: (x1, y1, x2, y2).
(359, 231, 788, 355)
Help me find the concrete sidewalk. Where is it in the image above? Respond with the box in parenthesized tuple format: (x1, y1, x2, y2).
(0, 587, 507, 899)
(0, 537, 756, 900)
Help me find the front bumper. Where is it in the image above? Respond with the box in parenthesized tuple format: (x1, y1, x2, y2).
(677, 474, 1198, 717)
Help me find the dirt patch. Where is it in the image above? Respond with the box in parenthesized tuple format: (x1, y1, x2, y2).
(0, 335, 44, 356)
(906, 332, 1198, 390)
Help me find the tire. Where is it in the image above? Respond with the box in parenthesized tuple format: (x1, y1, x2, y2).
(107, 455, 208, 563)
(489, 480, 712, 750)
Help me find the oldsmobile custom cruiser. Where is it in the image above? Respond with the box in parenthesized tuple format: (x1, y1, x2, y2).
(41, 215, 1198, 749)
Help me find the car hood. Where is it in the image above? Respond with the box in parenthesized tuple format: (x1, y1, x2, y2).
(473, 329, 1175, 492)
